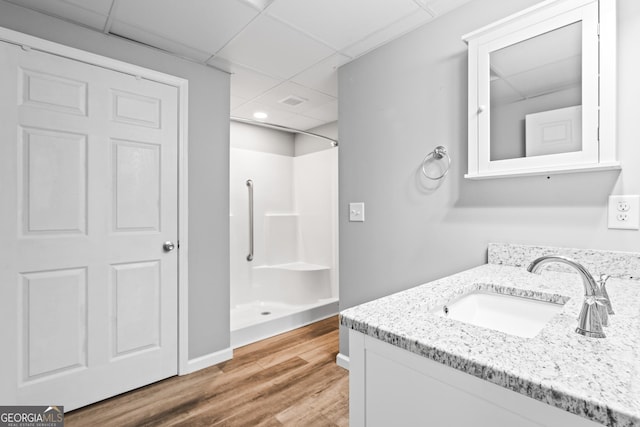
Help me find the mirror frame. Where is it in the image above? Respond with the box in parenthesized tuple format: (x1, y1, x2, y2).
(463, 0, 619, 179)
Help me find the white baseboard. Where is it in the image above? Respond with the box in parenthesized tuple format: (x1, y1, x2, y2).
(181, 347, 233, 375)
(336, 352, 350, 370)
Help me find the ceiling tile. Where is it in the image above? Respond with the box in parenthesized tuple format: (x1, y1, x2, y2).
(490, 22, 581, 78)
(267, 0, 420, 51)
(302, 100, 338, 123)
(6, 0, 110, 29)
(422, 0, 474, 16)
(240, 0, 274, 11)
(229, 66, 281, 100)
(232, 101, 295, 124)
(64, 0, 113, 14)
(291, 53, 350, 97)
(341, 9, 433, 58)
(505, 57, 581, 98)
(253, 81, 336, 115)
(112, 0, 259, 54)
(283, 114, 325, 131)
(109, 20, 213, 62)
(216, 14, 335, 79)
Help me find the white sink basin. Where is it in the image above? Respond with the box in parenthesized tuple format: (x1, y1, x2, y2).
(431, 290, 565, 338)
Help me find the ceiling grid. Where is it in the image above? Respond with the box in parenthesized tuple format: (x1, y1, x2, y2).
(4, 0, 473, 130)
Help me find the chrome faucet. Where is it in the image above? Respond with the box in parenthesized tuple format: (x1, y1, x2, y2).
(527, 255, 612, 338)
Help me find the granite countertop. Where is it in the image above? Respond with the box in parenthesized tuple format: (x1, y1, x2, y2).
(341, 257, 640, 426)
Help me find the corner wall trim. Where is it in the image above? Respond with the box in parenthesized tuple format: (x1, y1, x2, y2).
(181, 347, 233, 375)
(336, 352, 350, 370)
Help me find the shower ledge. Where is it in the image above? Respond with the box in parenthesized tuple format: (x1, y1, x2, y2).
(254, 262, 330, 271)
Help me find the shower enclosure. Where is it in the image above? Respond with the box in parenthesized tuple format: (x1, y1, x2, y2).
(229, 120, 338, 348)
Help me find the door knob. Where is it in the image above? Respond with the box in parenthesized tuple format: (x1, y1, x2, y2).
(163, 241, 176, 252)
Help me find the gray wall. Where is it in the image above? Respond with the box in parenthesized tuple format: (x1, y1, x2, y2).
(231, 121, 295, 156)
(491, 86, 581, 161)
(294, 121, 338, 156)
(230, 121, 335, 157)
(0, 1, 231, 359)
(338, 0, 640, 356)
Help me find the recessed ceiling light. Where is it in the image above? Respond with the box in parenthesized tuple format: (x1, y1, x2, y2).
(253, 111, 268, 120)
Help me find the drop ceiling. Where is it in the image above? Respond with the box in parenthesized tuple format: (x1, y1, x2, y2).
(4, 0, 473, 131)
(491, 21, 582, 106)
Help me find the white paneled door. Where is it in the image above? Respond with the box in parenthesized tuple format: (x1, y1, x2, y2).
(0, 42, 179, 410)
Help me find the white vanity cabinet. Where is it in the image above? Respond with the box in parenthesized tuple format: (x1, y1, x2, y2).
(464, 0, 619, 179)
(349, 330, 602, 427)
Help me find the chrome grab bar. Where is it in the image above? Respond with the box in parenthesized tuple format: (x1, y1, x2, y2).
(246, 179, 254, 262)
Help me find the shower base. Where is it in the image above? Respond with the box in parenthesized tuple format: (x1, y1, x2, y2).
(230, 298, 339, 348)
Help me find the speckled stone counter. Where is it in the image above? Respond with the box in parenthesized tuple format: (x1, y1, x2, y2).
(341, 244, 640, 427)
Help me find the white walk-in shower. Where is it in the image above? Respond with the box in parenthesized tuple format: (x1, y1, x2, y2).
(229, 120, 338, 348)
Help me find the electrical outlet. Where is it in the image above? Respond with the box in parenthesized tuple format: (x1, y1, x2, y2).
(617, 212, 629, 222)
(608, 195, 640, 230)
(617, 201, 630, 212)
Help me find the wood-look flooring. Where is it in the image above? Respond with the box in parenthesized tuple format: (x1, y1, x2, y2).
(65, 316, 349, 426)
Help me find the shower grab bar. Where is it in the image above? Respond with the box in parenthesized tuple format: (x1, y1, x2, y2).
(246, 179, 254, 262)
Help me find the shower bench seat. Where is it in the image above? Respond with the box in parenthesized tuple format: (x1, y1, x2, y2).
(256, 262, 330, 271)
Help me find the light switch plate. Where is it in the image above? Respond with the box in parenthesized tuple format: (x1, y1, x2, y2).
(608, 195, 640, 230)
(349, 202, 365, 222)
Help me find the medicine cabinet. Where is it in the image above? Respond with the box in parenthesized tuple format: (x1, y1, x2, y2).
(463, 0, 619, 179)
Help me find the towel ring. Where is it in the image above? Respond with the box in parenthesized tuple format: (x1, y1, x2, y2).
(421, 146, 451, 180)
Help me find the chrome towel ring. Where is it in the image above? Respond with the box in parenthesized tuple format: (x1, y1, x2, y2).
(421, 146, 451, 180)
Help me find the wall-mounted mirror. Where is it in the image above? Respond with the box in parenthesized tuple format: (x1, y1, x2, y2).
(464, 0, 619, 179)
(490, 21, 582, 161)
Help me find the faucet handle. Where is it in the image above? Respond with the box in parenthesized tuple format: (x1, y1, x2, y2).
(576, 296, 606, 338)
(594, 294, 609, 327)
(597, 274, 615, 315)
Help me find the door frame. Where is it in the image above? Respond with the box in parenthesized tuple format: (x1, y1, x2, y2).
(0, 26, 191, 375)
